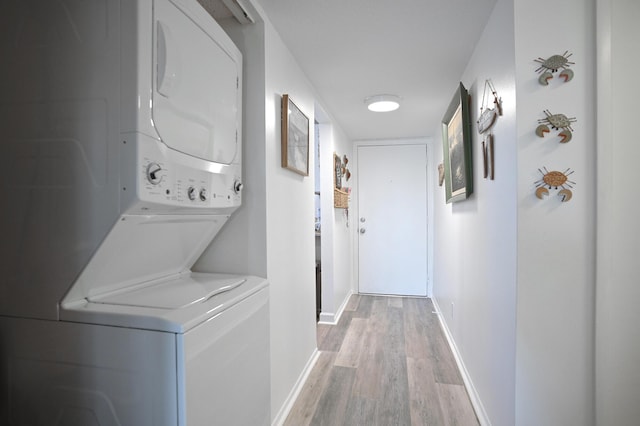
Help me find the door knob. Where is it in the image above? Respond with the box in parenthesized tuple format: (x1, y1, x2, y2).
(359, 228, 366, 234)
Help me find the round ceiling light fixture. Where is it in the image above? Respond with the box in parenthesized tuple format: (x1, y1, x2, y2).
(365, 94, 401, 112)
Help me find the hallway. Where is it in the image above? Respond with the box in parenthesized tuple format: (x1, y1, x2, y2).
(284, 295, 479, 425)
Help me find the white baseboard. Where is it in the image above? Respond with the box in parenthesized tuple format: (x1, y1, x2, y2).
(317, 312, 335, 324)
(271, 349, 321, 426)
(431, 298, 491, 426)
(273, 292, 352, 423)
(317, 290, 353, 325)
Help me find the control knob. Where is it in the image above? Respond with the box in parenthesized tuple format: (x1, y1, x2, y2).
(187, 186, 197, 201)
(233, 180, 243, 194)
(146, 162, 162, 185)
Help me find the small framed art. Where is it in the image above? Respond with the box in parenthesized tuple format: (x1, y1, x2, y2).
(281, 94, 309, 176)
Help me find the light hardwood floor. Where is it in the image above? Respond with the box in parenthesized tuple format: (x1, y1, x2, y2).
(284, 294, 479, 426)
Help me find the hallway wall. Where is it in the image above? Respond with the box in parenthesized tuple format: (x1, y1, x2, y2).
(317, 119, 354, 324)
(433, 0, 597, 425)
(514, 0, 596, 424)
(431, 0, 517, 424)
(263, 19, 320, 421)
(595, 0, 640, 424)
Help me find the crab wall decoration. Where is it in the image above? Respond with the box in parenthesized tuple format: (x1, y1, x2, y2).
(536, 109, 577, 143)
(534, 167, 575, 202)
(535, 50, 575, 85)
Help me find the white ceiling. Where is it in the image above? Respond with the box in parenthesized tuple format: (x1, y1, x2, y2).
(254, 0, 497, 141)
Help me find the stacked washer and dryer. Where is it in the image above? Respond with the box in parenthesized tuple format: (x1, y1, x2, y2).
(0, 0, 270, 424)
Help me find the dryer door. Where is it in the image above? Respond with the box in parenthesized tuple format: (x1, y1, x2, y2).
(153, 0, 240, 164)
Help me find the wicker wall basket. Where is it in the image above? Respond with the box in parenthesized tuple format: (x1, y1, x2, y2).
(334, 188, 348, 209)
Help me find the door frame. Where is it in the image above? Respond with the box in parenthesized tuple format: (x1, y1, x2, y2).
(351, 138, 434, 297)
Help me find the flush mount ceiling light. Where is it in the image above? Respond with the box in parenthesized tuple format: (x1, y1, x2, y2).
(365, 94, 401, 112)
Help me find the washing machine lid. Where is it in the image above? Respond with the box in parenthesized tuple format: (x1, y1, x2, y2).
(87, 274, 246, 309)
(60, 273, 269, 333)
(152, 0, 240, 164)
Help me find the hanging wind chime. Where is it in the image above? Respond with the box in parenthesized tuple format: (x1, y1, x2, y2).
(477, 79, 502, 180)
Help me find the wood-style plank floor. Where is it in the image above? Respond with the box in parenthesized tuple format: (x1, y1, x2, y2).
(284, 294, 479, 426)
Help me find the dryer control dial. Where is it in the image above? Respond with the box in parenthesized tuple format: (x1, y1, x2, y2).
(233, 180, 243, 194)
(146, 162, 162, 185)
(187, 186, 197, 201)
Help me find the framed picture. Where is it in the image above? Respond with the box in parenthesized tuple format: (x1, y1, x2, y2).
(441, 82, 473, 203)
(281, 94, 309, 176)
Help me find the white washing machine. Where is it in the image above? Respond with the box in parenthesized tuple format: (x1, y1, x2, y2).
(0, 0, 269, 424)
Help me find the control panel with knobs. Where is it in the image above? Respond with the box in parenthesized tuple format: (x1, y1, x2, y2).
(138, 152, 241, 212)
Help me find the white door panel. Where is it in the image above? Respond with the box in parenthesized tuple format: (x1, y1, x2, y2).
(358, 144, 428, 296)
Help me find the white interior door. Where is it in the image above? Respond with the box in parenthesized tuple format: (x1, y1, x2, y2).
(357, 144, 428, 296)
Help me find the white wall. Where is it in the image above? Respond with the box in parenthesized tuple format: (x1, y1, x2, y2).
(263, 18, 318, 421)
(433, 0, 598, 424)
(317, 119, 354, 323)
(431, 0, 517, 424)
(514, 0, 596, 424)
(595, 1, 640, 425)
